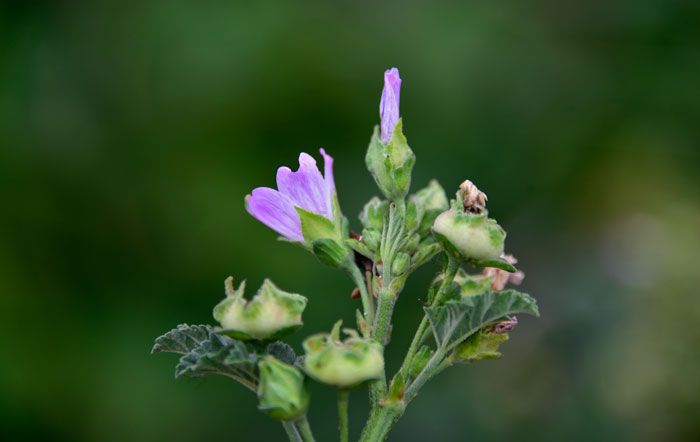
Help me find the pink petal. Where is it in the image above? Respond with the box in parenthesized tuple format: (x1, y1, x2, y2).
(319, 148, 335, 210)
(276, 152, 332, 219)
(246, 187, 304, 242)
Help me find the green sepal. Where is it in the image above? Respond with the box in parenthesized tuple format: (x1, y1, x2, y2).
(451, 331, 509, 363)
(425, 290, 539, 351)
(257, 355, 310, 420)
(312, 238, 352, 269)
(359, 196, 388, 231)
(218, 324, 303, 342)
(466, 257, 517, 273)
(297, 207, 338, 243)
(385, 373, 406, 405)
(408, 345, 434, 380)
(365, 121, 415, 201)
(356, 309, 371, 339)
(362, 227, 381, 252)
(405, 199, 423, 233)
(346, 238, 374, 260)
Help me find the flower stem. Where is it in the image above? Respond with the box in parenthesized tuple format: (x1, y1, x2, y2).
(337, 389, 350, 442)
(296, 415, 316, 442)
(282, 421, 302, 442)
(397, 257, 460, 379)
(350, 264, 374, 325)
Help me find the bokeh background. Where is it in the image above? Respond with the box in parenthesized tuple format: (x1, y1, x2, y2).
(2, 0, 699, 441)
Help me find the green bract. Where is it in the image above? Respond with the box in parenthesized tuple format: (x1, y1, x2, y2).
(303, 321, 384, 388)
(257, 355, 310, 420)
(213, 278, 307, 341)
(365, 120, 415, 202)
(432, 208, 506, 261)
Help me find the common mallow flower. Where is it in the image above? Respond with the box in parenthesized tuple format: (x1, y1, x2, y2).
(380, 67, 402, 145)
(246, 149, 336, 242)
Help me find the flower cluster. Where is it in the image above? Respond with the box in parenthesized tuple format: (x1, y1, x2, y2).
(153, 67, 539, 442)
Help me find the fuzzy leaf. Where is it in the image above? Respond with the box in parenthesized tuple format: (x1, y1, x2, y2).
(151, 324, 214, 355)
(266, 341, 297, 366)
(176, 331, 257, 379)
(425, 290, 538, 351)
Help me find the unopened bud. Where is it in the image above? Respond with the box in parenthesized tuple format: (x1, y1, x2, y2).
(257, 356, 310, 420)
(213, 278, 307, 340)
(303, 320, 384, 388)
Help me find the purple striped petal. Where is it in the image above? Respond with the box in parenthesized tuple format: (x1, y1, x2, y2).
(246, 187, 304, 242)
(276, 152, 333, 219)
(380, 67, 401, 145)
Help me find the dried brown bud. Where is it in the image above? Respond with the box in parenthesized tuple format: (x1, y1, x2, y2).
(486, 316, 518, 334)
(459, 180, 488, 212)
(483, 254, 525, 291)
(351, 287, 361, 299)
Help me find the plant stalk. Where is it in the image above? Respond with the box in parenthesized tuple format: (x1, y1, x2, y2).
(337, 389, 350, 442)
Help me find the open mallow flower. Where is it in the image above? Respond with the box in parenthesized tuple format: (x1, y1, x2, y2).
(380, 67, 402, 145)
(246, 149, 336, 243)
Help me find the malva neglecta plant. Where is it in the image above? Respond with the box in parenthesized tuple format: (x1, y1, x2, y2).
(152, 68, 539, 442)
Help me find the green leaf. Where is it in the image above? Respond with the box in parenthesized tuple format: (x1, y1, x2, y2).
(266, 341, 297, 366)
(296, 207, 337, 243)
(451, 331, 509, 363)
(176, 331, 257, 379)
(425, 290, 539, 351)
(151, 324, 214, 355)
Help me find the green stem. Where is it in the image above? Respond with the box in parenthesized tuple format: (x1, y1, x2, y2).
(282, 421, 302, 442)
(396, 257, 460, 379)
(296, 415, 316, 442)
(359, 402, 404, 442)
(337, 389, 350, 442)
(404, 347, 448, 403)
(368, 287, 397, 404)
(350, 264, 374, 325)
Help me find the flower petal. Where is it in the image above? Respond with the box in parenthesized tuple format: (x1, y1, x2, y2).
(246, 187, 304, 241)
(319, 148, 335, 209)
(380, 67, 401, 145)
(276, 152, 332, 219)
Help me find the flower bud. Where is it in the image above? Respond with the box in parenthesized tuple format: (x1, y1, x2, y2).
(431, 181, 506, 262)
(359, 197, 388, 231)
(362, 227, 381, 252)
(366, 68, 415, 201)
(213, 278, 307, 340)
(432, 209, 506, 261)
(411, 180, 449, 235)
(303, 320, 384, 388)
(391, 252, 410, 276)
(257, 355, 310, 420)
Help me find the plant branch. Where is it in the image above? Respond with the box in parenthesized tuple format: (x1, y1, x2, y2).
(296, 415, 316, 442)
(282, 421, 302, 442)
(350, 263, 374, 325)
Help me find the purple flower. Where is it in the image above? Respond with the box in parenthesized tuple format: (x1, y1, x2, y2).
(379, 67, 402, 145)
(246, 149, 335, 242)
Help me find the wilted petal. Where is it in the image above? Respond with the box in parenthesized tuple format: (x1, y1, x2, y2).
(380, 67, 401, 145)
(246, 187, 304, 242)
(277, 152, 332, 219)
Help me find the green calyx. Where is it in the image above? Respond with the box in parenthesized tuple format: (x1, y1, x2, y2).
(303, 320, 384, 389)
(432, 208, 506, 262)
(257, 355, 310, 420)
(365, 120, 415, 202)
(213, 277, 307, 341)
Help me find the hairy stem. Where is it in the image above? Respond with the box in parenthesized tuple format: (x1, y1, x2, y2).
(296, 415, 316, 442)
(397, 257, 460, 379)
(350, 263, 374, 325)
(337, 389, 350, 442)
(282, 421, 302, 442)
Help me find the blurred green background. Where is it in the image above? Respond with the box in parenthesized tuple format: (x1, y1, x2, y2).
(2, 0, 699, 441)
